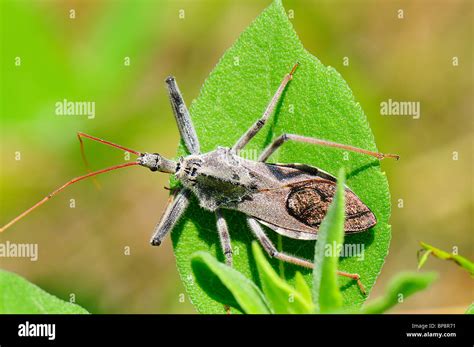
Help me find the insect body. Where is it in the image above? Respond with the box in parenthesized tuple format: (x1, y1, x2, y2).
(170, 146, 375, 238)
(1, 63, 398, 294)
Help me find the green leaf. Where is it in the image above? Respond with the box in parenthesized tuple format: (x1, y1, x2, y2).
(361, 272, 437, 314)
(172, 0, 392, 313)
(252, 242, 313, 314)
(417, 249, 433, 270)
(313, 168, 345, 313)
(0, 270, 88, 314)
(190, 252, 271, 314)
(466, 303, 474, 314)
(294, 272, 312, 305)
(419, 242, 474, 276)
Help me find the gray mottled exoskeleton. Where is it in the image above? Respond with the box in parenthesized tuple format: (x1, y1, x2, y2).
(1, 63, 398, 293)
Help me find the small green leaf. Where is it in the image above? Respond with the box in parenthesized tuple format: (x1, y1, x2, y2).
(252, 242, 313, 314)
(466, 303, 474, 314)
(294, 272, 312, 305)
(0, 270, 88, 314)
(313, 168, 345, 313)
(191, 252, 270, 314)
(417, 249, 433, 270)
(419, 242, 474, 276)
(361, 272, 437, 314)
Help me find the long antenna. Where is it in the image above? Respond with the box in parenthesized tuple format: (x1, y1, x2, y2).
(0, 162, 139, 233)
(76, 132, 142, 189)
(77, 132, 141, 156)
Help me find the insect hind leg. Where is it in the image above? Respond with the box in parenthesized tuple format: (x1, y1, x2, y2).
(247, 217, 366, 295)
(258, 133, 399, 162)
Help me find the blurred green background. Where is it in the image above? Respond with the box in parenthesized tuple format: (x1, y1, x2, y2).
(0, 0, 472, 313)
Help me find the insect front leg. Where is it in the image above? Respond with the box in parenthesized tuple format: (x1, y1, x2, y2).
(258, 133, 399, 162)
(165, 76, 200, 154)
(150, 188, 191, 246)
(247, 217, 366, 295)
(216, 210, 233, 267)
(232, 63, 298, 152)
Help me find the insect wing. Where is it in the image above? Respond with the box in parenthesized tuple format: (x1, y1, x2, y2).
(235, 173, 376, 239)
(284, 179, 376, 233)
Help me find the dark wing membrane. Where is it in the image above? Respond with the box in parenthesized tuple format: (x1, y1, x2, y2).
(234, 168, 376, 239)
(285, 179, 377, 233)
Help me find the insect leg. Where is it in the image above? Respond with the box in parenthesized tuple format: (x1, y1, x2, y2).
(232, 63, 299, 152)
(216, 210, 233, 267)
(247, 217, 366, 294)
(150, 188, 191, 246)
(258, 133, 399, 162)
(165, 77, 200, 154)
(216, 210, 234, 314)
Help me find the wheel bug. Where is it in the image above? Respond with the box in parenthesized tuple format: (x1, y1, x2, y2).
(1, 63, 399, 294)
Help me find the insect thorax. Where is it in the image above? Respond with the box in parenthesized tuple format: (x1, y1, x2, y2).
(175, 147, 258, 211)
